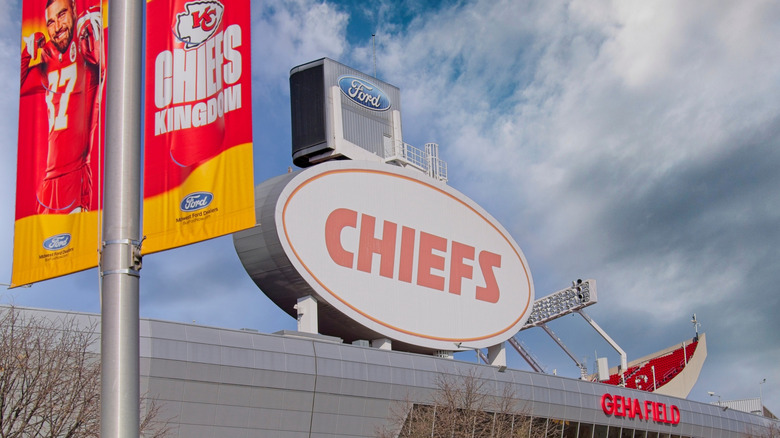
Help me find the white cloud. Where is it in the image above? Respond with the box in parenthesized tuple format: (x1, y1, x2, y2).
(251, 0, 349, 90)
(0, 0, 778, 412)
(361, 0, 780, 407)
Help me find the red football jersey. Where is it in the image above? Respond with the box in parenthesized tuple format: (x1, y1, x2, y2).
(20, 12, 102, 213)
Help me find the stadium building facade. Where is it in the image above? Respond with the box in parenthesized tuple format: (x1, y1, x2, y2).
(2, 305, 777, 437)
(117, 58, 778, 436)
(8, 58, 777, 437)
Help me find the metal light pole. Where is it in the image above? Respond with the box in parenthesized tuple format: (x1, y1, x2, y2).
(101, 0, 144, 436)
(652, 365, 656, 391)
(759, 378, 766, 413)
(708, 391, 722, 407)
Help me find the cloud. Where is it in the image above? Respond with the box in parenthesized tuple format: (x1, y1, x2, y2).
(358, 0, 780, 406)
(251, 0, 349, 91)
(0, 0, 778, 412)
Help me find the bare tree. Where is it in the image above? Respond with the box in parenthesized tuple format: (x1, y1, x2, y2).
(744, 421, 780, 438)
(377, 367, 535, 437)
(0, 306, 171, 437)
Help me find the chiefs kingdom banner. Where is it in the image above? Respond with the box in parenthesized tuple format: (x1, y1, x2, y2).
(143, 0, 255, 254)
(12, 0, 107, 286)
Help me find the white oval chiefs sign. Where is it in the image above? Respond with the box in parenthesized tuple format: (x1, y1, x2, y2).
(279, 161, 534, 350)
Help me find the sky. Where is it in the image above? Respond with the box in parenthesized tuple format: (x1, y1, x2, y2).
(1, 0, 779, 414)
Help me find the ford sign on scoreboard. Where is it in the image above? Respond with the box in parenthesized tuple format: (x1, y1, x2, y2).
(234, 160, 534, 353)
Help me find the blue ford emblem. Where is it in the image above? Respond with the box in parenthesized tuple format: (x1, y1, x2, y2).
(43, 233, 71, 251)
(338, 75, 391, 111)
(180, 192, 214, 212)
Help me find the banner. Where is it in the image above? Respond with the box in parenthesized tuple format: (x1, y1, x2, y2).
(12, 0, 107, 286)
(143, 0, 255, 254)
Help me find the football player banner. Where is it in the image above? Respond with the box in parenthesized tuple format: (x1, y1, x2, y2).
(12, 0, 107, 286)
(143, 0, 255, 254)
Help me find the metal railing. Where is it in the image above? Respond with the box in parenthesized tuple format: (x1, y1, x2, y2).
(384, 141, 448, 182)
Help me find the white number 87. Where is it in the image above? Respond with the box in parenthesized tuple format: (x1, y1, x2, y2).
(45, 63, 77, 133)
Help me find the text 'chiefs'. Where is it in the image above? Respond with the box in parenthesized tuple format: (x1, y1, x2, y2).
(152, 22, 243, 136)
(325, 208, 502, 303)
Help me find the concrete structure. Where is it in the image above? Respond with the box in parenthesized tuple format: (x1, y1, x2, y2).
(716, 398, 777, 420)
(597, 335, 707, 398)
(3, 305, 777, 438)
(233, 160, 533, 356)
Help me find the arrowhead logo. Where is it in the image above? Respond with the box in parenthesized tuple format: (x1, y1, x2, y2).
(175, 1, 224, 49)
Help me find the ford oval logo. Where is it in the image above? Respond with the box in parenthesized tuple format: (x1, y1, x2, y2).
(338, 75, 391, 111)
(180, 192, 214, 212)
(43, 233, 71, 251)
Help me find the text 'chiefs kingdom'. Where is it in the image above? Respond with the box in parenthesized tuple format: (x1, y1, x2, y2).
(152, 2, 242, 136)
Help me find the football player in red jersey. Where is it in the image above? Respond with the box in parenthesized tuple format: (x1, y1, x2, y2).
(20, 0, 103, 214)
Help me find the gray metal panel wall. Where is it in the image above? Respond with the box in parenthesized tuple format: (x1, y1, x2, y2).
(136, 315, 777, 438)
(319, 57, 401, 120)
(322, 58, 400, 161)
(341, 106, 387, 157)
(289, 57, 402, 167)
(2, 306, 776, 438)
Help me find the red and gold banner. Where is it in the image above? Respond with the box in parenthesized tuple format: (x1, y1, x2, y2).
(143, 0, 255, 254)
(12, 0, 107, 286)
